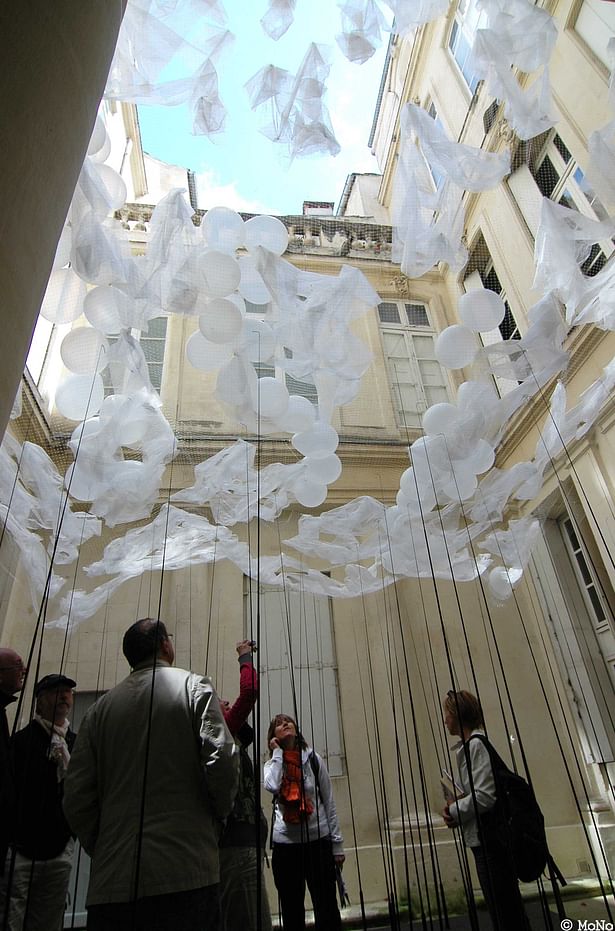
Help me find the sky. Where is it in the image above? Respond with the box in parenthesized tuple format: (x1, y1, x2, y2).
(137, 1, 391, 216)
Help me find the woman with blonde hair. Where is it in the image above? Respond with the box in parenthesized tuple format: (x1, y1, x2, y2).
(264, 713, 344, 931)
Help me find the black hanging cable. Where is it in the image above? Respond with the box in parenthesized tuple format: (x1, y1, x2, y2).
(450, 439, 615, 918)
(379, 512, 458, 931)
(355, 569, 402, 930)
(523, 354, 615, 573)
(129, 421, 179, 926)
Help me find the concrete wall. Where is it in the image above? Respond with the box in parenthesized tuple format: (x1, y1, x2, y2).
(0, 1, 127, 438)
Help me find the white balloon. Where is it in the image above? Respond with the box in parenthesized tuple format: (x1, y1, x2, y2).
(467, 439, 495, 475)
(435, 325, 478, 369)
(201, 250, 241, 298)
(277, 395, 317, 433)
(458, 289, 506, 332)
(65, 460, 103, 502)
(237, 319, 276, 363)
(292, 422, 339, 459)
(89, 131, 111, 164)
(398, 467, 436, 513)
(294, 479, 328, 508)
(244, 215, 289, 256)
(422, 403, 460, 437)
(252, 377, 289, 418)
(488, 565, 522, 601)
(199, 298, 243, 344)
(216, 357, 253, 407)
(201, 207, 245, 254)
(226, 293, 246, 315)
(92, 163, 127, 211)
(238, 255, 272, 305)
(441, 464, 478, 501)
(186, 330, 234, 372)
(109, 459, 146, 489)
(87, 115, 108, 156)
(83, 285, 129, 335)
(55, 374, 104, 420)
(304, 454, 342, 485)
(69, 416, 101, 447)
(52, 225, 72, 270)
(115, 409, 150, 447)
(60, 327, 109, 375)
(40, 268, 86, 324)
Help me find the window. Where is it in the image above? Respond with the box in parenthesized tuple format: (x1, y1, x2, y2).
(102, 316, 168, 396)
(254, 352, 318, 406)
(464, 237, 521, 397)
(378, 302, 430, 327)
(532, 508, 615, 766)
(575, 0, 615, 68)
(245, 582, 344, 776)
(530, 131, 613, 276)
(426, 102, 446, 191)
(561, 517, 610, 632)
(140, 316, 168, 391)
(379, 301, 449, 429)
(245, 300, 271, 315)
(26, 318, 72, 413)
(448, 0, 486, 93)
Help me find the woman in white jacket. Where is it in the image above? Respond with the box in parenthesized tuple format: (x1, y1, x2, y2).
(263, 713, 344, 931)
(441, 690, 530, 931)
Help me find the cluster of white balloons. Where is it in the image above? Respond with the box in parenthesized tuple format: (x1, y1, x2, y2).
(434, 289, 506, 370)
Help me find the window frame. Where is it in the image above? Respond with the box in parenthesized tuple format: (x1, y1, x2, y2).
(447, 0, 485, 94)
(244, 580, 345, 777)
(378, 300, 450, 429)
(532, 130, 613, 275)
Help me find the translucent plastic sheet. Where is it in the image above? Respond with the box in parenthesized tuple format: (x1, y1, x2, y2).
(245, 43, 341, 159)
(261, 0, 297, 41)
(587, 41, 615, 212)
(535, 360, 615, 471)
(403, 104, 511, 193)
(336, 0, 388, 63)
(380, 0, 449, 34)
(105, 0, 232, 137)
(533, 198, 615, 324)
(470, 0, 557, 140)
(474, 0, 557, 73)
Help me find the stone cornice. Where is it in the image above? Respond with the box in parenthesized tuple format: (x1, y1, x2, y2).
(116, 203, 395, 263)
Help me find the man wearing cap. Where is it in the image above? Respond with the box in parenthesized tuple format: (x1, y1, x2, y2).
(4, 673, 77, 931)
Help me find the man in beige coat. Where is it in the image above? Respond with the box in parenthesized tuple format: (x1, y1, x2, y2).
(64, 618, 238, 931)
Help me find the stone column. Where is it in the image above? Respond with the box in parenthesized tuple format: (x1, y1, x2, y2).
(0, 0, 127, 437)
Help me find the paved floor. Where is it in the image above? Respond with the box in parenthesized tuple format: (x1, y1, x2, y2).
(336, 893, 615, 931)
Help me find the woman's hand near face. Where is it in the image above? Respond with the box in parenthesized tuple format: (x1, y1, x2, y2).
(269, 737, 280, 751)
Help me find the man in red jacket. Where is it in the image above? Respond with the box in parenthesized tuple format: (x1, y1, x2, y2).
(219, 641, 271, 931)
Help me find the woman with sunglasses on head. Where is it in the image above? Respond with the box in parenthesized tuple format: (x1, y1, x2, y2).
(264, 713, 344, 931)
(442, 690, 531, 931)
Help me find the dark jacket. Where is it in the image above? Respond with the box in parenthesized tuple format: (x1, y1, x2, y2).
(0, 694, 17, 871)
(11, 719, 76, 860)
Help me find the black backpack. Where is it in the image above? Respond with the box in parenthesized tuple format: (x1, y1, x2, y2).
(468, 734, 563, 885)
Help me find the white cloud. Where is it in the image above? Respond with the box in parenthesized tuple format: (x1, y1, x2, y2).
(195, 169, 272, 214)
